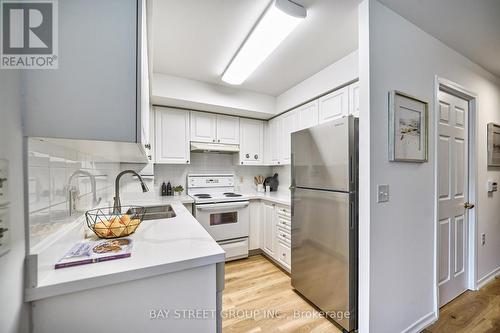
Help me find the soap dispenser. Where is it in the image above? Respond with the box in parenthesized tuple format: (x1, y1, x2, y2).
(166, 181, 173, 196)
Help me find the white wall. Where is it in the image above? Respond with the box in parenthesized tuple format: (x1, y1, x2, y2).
(0, 72, 29, 332)
(151, 73, 276, 119)
(276, 50, 359, 113)
(360, 1, 500, 332)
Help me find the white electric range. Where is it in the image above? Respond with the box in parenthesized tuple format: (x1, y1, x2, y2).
(187, 174, 249, 261)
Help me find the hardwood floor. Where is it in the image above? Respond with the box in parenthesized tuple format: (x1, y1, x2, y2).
(424, 277, 500, 333)
(223, 255, 342, 333)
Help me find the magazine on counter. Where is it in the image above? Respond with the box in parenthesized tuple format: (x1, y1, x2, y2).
(55, 238, 133, 269)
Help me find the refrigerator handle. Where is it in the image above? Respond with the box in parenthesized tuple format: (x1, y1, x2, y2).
(349, 194, 355, 230)
(290, 152, 295, 217)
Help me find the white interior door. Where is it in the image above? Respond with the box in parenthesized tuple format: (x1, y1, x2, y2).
(437, 90, 470, 306)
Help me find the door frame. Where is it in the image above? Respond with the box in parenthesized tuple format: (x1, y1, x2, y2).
(433, 76, 478, 316)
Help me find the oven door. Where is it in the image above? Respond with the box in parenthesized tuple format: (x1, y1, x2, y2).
(195, 201, 250, 241)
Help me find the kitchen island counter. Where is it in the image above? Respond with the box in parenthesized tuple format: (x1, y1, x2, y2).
(26, 201, 224, 302)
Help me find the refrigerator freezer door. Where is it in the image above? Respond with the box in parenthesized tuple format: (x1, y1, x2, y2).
(291, 187, 355, 331)
(291, 117, 353, 192)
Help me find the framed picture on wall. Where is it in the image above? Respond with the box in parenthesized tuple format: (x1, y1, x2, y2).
(389, 91, 428, 162)
(487, 123, 500, 167)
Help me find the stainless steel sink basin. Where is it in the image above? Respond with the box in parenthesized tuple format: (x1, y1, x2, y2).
(139, 205, 176, 220)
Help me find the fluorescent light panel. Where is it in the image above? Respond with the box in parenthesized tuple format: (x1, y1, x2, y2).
(222, 0, 306, 85)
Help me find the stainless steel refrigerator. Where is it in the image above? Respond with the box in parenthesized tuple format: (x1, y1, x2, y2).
(291, 116, 358, 332)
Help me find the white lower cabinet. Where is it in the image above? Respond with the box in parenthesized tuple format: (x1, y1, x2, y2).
(262, 201, 276, 257)
(277, 241, 291, 268)
(255, 200, 291, 272)
(249, 201, 261, 251)
(275, 205, 291, 271)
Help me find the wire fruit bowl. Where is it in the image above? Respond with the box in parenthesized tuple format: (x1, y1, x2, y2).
(85, 206, 146, 239)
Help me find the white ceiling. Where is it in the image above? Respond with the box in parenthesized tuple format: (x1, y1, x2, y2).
(380, 0, 500, 78)
(151, 0, 360, 96)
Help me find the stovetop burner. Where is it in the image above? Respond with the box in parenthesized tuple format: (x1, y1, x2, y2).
(194, 194, 212, 198)
(224, 193, 242, 197)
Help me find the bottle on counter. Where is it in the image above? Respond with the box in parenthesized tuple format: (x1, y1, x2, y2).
(166, 181, 173, 196)
(161, 182, 167, 196)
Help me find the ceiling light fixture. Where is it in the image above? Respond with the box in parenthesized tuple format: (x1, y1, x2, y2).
(221, 0, 307, 85)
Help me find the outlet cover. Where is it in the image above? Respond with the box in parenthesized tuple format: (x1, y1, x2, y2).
(0, 206, 10, 256)
(0, 159, 8, 206)
(377, 184, 390, 203)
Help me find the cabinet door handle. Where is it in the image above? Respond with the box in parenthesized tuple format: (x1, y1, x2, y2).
(186, 160, 189, 164)
(213, 139, 216, 142)
(254, 154, 258, 159)
(245, 154, 250, 158)
(218, 139, 220, 143)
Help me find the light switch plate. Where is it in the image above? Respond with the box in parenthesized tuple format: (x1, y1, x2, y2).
(0, 207, 11, 256)
(377, 184, 390, 203)
(0, 159, 8, 206)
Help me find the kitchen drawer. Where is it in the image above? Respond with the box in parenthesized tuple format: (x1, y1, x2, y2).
(277, 241, 291, 267)
(277, 216, 291, 230)
(218, 237, 248, 261)
(276, 206, 291, 218)
(276, 227, 291, 245)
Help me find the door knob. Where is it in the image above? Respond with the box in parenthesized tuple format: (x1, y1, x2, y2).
(464, 202, 475, 209)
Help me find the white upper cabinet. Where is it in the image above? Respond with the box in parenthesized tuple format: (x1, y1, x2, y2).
(190, 112, 217, 143)
(216, 115, 240, 144)
(155, 107, 190, 164)
(239, 119, 264, 165)
(295, 100, 319, 131)
(190, 112, 240, 144)
(138, 0, 150, 148)
(280, 111, 297, 164)
(349, 81, 360, 117)
(268, 117, 282, 165)
(23, 0, 140, 143)
(318, 86, 349, 124)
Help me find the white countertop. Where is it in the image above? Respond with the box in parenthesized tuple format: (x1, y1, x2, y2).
(26, 201, 224, 301)
(245, 191, 291, 206)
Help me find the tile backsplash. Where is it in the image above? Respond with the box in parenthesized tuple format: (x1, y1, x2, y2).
(28, 138, 120, 250)
(27, 144, 291, 250)
(152, 153, 274, 194)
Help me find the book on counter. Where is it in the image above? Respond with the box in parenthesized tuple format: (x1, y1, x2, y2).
(55, 238, 133, 269)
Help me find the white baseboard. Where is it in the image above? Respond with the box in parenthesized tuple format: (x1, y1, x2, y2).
(476, 266, 500, 289)
(401, 311, 437, 333)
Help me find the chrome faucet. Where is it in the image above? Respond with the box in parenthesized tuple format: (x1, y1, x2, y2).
(67, 170, 102, 216)
(113, 170, 149, 214)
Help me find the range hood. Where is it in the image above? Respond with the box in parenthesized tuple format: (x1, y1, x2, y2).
(190, 142, 240, 153)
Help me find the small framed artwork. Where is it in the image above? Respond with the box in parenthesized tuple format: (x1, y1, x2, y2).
(389, 91, 428, 162)
(487, 123, 500, 167)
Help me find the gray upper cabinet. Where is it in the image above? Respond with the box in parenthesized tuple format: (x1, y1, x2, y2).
(23, 0, 143, 144)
